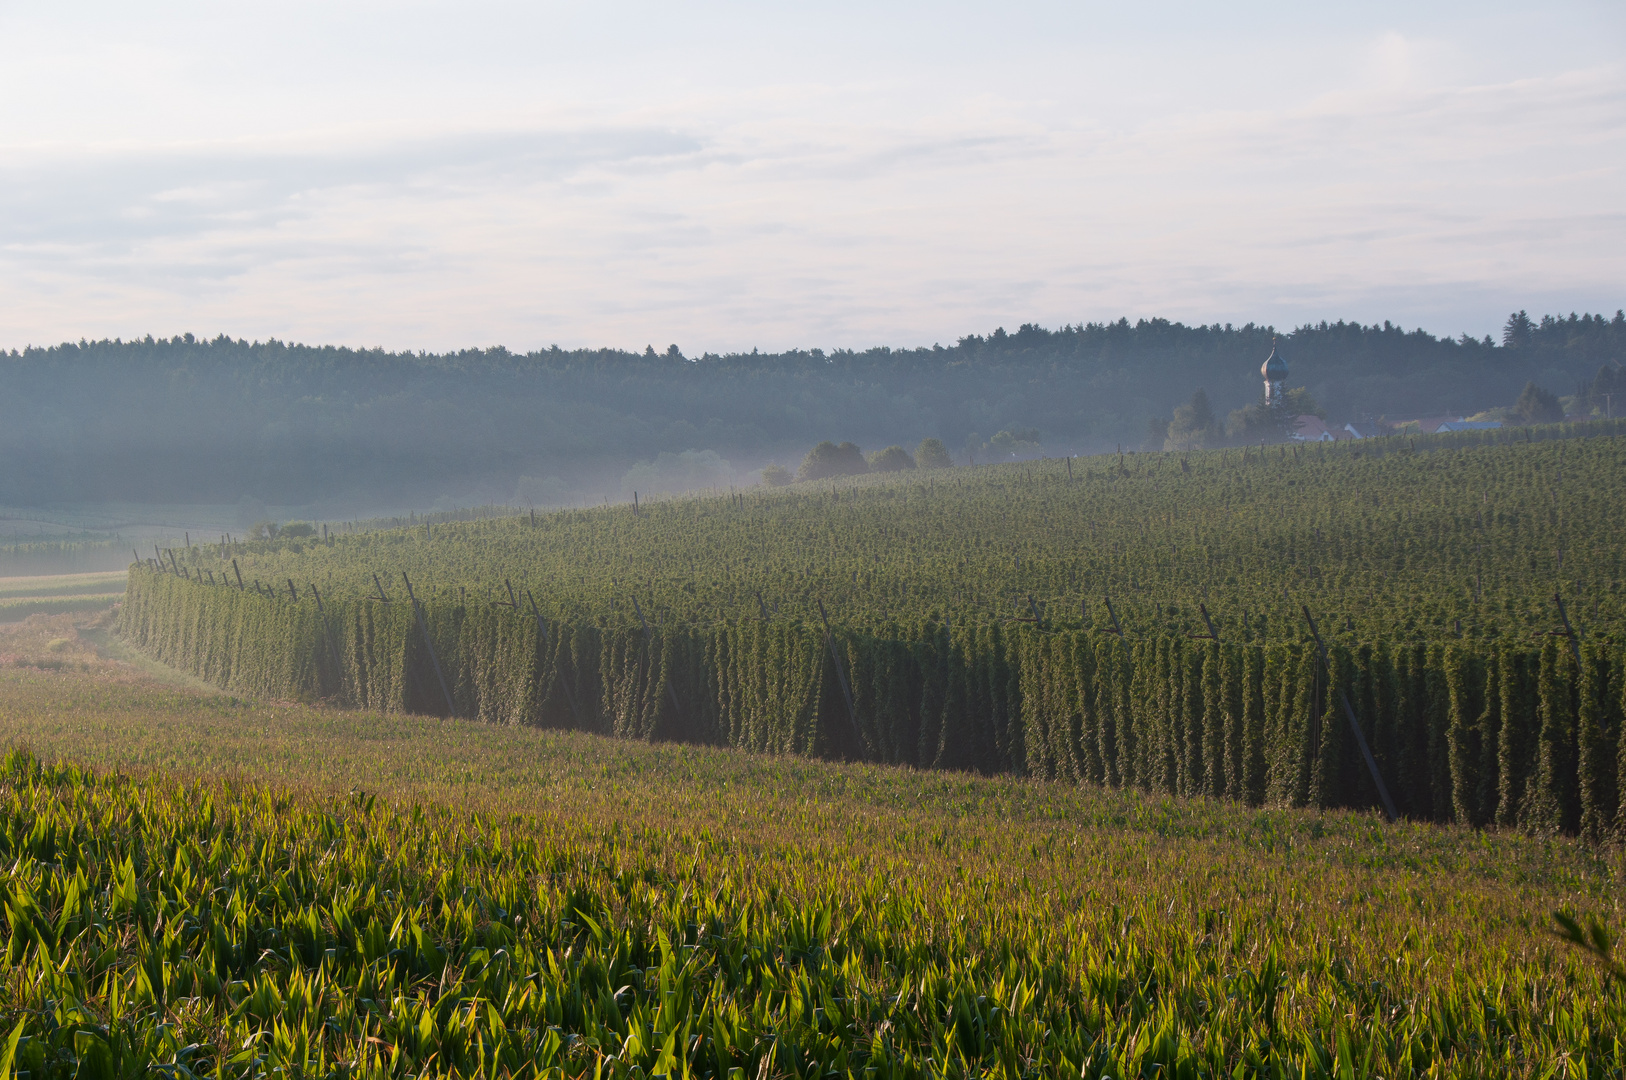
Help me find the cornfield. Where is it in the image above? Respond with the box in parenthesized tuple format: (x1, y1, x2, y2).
(0, 745, 1619, 1077)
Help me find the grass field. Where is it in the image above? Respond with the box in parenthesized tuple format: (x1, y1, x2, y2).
(0, 608, 1622, 1075)
(0, 570, 125, 622)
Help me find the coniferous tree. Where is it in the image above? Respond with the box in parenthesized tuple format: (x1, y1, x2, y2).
(1502, 310, 1535, 349)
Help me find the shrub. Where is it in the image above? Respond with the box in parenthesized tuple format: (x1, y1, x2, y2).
(915, 438, 953, 469)
(1516, 382, 1565, 425)
(1165, 391, 1220, 452)
(867, 446, 916, 472)
(796, 441, 868, 481)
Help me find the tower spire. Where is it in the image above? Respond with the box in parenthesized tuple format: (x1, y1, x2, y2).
(1261, 338, 1288, 406)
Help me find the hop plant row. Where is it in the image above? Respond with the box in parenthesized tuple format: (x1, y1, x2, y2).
(121, 562, 1626, 836)
(156, 428, 1625, 646)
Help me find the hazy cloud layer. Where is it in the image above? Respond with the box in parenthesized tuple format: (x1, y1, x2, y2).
(1, 1, 1621, 351)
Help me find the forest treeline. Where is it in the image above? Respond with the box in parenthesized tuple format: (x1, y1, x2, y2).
(2, 311, 1620, 509)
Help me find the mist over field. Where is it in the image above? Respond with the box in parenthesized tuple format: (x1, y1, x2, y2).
(1, 312, 1620, 527)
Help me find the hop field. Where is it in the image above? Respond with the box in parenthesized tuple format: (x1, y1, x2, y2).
(123, 431, 1626, 833)
(0, 662, 1621, 1078)
(182, 427, 1626, 644)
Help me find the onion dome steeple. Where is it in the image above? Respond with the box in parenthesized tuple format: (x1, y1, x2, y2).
(1261, 338, 1287, 405)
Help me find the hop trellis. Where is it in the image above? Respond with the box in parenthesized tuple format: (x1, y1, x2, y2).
(122, 431, 1626, 834)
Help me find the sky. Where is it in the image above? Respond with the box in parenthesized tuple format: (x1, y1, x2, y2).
(1, 0, 1622, 354)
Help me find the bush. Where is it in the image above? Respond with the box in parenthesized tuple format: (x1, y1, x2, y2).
(279, 521, 317, 539)
(1516, 382, 1564, 425)
(761, 463, 792, 486)
(621, 450, 733, 498)
(987, 429, 1042, 460)
(867, 446, 916, 472)
(1165, 391, 1220, 451)
(796, 441, 868, 481)
(915, 438, 953, 469)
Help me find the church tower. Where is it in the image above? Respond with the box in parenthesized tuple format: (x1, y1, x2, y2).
(1261, 339, 1287, 406)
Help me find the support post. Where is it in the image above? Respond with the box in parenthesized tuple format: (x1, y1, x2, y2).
(527, 591, 585, 726)
(1303, 605, 1398, 823)
(1103, 596, 1124, 636)
(1199, 602, 1220, 641)
(631, 594, 681, 715)
(1554, 593, 1583, 668)
(402, 572, 455, 716)
(233, 560, 244, 590)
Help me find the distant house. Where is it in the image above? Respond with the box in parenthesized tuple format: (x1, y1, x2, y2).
(1292, 416, 1346, 442)
(1290, 417, 1373, 442)
(1410, 417, 1460, 434)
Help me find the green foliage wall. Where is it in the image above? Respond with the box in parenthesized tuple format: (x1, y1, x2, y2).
(122, 569, 1625, 833)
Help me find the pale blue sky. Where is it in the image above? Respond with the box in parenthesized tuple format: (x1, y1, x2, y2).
(2, 1, 1621, 352)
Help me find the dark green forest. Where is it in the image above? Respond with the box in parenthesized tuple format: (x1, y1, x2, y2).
(2, 311, 1620, 509)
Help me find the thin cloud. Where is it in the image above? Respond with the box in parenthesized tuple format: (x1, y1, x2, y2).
(0, 8, 1621, 351)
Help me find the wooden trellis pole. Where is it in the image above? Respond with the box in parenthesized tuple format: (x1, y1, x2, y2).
(1302, 605, 1397, 823)
(527, 590, 585, 727)
(402, 572, 455, 716)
